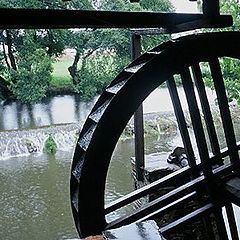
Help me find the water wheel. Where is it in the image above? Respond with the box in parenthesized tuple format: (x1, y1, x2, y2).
(70, 31, 240, 238)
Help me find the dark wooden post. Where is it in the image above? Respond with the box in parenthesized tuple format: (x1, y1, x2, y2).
(131, 33, 145, 181)
(202, 0, 220, 17)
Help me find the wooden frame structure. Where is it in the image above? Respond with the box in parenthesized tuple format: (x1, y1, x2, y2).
(70, 31, 240, 239)
(0, 1, 232, 32)
(1, 0, 239, 239)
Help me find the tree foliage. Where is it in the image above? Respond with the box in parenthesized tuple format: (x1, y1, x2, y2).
(0, 0, 92, 102)
(0, 28, 55, 103)
(9, 48, 53, 103)
(0, 0, 174, 102)
(66, 0, 173, 99)
(220, 0, 240, 31)
(44, 134, 57, 154)
(201, 0, 240, 104)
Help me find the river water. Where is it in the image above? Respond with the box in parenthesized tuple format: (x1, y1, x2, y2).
(0, 87, 218, 131)
(1, 88, 239, 239)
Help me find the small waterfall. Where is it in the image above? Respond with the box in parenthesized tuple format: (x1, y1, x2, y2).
(0, 123, 81, 160)
(54, 129, 79, 151)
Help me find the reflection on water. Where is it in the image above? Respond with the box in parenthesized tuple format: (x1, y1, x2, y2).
(0, 95, 98, 131)
(0, 87, 217, 131)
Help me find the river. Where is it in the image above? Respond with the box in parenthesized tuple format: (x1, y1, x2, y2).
(0, 88, 239, 239)
(0, 87, 218, 131)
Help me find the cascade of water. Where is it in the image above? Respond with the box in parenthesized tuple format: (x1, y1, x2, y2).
(0, 123, 81, 160)
(54, 130, 77, 151)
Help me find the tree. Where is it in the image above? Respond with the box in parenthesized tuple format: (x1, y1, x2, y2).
(67, 0, 174, 99)
(0, 50, 10, 100)
(0, 29, 55, 103)
(0, 0, 93, 102)
(201, 0, 240, 104)
(9, 39, 53, 103)
(0, 0, 174, 101)
(220, 0, 240, 31)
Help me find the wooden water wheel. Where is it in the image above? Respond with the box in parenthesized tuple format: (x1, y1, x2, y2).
(70, 31, 240, 239)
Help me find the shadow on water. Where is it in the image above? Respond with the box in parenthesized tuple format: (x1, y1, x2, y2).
(0, 87, 216, 131)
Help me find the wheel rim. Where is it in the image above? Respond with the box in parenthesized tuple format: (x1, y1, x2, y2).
(70, 31, 240, 238)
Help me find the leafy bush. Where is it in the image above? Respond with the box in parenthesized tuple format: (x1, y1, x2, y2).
(44, 134, 57, 154)
(202, 58, 240, 105)
(74, 53, 125, 100)
(9, 48, 53, 103)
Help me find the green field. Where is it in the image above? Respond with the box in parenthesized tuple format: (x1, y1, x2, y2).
(51, 58, 73, 88)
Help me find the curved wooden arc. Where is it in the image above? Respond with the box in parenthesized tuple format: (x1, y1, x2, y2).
(70, 31, 240, 238)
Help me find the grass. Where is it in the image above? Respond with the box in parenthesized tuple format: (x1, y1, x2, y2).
(51, 58, 73, 88)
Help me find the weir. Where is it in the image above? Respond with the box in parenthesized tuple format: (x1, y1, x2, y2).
(0, 123, 80, 159)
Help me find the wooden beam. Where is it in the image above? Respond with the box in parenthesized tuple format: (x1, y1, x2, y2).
(160, 203, 214, 234)
(0, 8, 232, 32)
(225, 177, 240, 206)
(105, 176, 205, 229)
(203, 0, 220, 17)
(132, 34, 145, 182)
(105, 166, 191, 214)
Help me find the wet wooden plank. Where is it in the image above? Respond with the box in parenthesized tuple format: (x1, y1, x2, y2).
(132, 34, 145, 182)
(202, 0, 219, 16)
(167, 77, 198, 177)
(225, 177, 240, 207)
(209, 58, 239, 166)
(105, 166, 191, 214)
(181, 67, 212, 178)
(192, 63, 222, 165)
(225, 202, 239, 240)
(138, 192, 197, 223)
(160, 203, 214, 234)
(105, 175, 205, 229)
(103, 220, 165, 240)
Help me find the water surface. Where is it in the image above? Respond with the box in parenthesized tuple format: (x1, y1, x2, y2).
(1, 88, 240, 239)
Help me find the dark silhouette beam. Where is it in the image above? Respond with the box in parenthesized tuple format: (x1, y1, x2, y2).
(0, 8, 232, 32)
